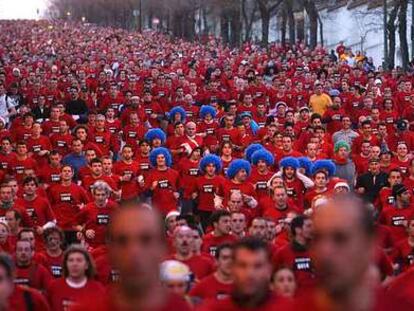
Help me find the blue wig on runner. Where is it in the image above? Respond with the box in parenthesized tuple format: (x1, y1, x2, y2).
(168, 106, 186, 123)
(227, 159, 251, 179)
(199, 105, 217, 119)
(244, 144, 264, 163)
(199, 154, 222, 173)
(279, 156, 300, 170)
(251, 149, 274, 166)
(311, 159, 336, 177)
(298, 157, 314, 176)
(144, 128, 167, 145)
(149, 147, 172, 167)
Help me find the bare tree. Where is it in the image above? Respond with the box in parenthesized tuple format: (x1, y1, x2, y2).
(398, 0, 409, 70)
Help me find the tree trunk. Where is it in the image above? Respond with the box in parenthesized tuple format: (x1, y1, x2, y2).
(281, 10, 287, 46)
(220, 12, 230, 44)
(286, 0, 295, 46)
(230, 2, 241, 47)
(387, 2, 400, 69)
(398, 0, 409, 70)
(242, 0, 257, 41)
(304, 0, 318, 48)
(260, 9, 270, 46)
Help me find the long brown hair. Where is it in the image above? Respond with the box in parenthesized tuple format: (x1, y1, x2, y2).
(62, 245, 96, 279)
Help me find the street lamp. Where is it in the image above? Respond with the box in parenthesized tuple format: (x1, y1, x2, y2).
(66, 11, 71, 17)
(81, 16, 86, 22)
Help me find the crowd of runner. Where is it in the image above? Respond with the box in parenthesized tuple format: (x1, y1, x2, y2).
(0, 19, 413, 310)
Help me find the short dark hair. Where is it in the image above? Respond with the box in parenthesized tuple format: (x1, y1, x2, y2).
(290, 215, 309, 237)
(17, 228, 34, 241)
(215, 243, 233, 259)
(232, 237, 271, 261)
(63, 245, 96, 279)
(22, 176, 38, 186)
(210, 210, 231, 226)
(43, 227, 65, 244)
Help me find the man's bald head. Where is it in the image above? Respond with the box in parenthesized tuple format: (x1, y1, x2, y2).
(312, 195, 375, 297)
(108, 204, 167, 296)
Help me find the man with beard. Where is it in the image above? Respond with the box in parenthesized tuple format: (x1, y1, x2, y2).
(199, 237, 290, 310)
(294, 195, 407, 310)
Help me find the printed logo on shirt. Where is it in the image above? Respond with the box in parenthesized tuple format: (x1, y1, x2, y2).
(332, 114, 341, 121)
(202, 185, 213, 193)
(95, 136, 104, 143)
(62, 299, 75, 311)
(294, 257, 312, 271)
(97, 214, 110, 225)
(57, 141, 66, 147)
(14, 278, 29, 285)
(0, 162, 7, 170)
(222, 134, 230, 142)
(111, 269, 120, 283)
(387, 196, 395, 205)
(15, 166, 25, 174)
(216, 293, 230, 300)
(144, 108, 153, 114)
(256, 181, 267, 190)
(128, 131, 137, 138)
(206, 128, 214, 135)
(60, 193, 72, 202)
(286, 188, 297, 198)
(32, 145, 42, 152)
(140, 163, 150, 171)
(158, 180, 170, 189)
(400, 167, 408, 175)
(51, 265, 62, 277)
(391, 216, 406, 226)
(209, 246, 218, 257)
(189, 168, 199, 176)
(26, 208, 35, 218)
(51, 174, 61, 182)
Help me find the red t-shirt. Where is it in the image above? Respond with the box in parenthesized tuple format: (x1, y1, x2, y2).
(198, 292, 291, 311)
(47, 183, 89, 229)
(7, 286, 51, 311)
(73, 291, 191, 311)
(75, 200, 119, 248)
(273, 241, 317, 290)
(112, 160, 141, 200)
(189, 273, 233, 302)
(15, 196, 55, 227)
(201, 233, 238, 257)
(47, 278, 105, 311)
(38, 251, 64, 278)
(145, 168, 180, 214)
(14, 262, 52, 291)
(193, 175, 226, 212)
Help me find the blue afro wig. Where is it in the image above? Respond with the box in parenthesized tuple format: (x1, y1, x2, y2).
(199, 154, 222, 173)
(279, 157, 300, 170)
(311, 159, 336, 177)
(144, 128, 166, 144)
(245, 144, 264, 163)
(149, 147, 172, 167)
(298, 157, 314, 176)
(168, 106, 186, 122)
(251, 149, 274, 166)
(227, 159, 251, 179)
(199, 105, 217, 119)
